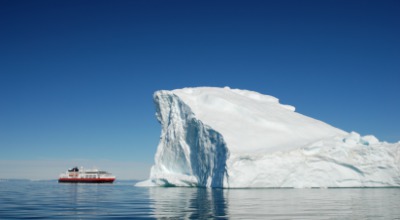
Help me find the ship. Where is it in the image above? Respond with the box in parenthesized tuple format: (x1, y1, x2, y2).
(58, 167, 116, 183)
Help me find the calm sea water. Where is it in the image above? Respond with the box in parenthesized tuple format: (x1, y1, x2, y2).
(0, 181, 399, 219)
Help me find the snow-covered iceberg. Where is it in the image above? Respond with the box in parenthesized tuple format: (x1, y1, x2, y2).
(137, 87, 400, 188)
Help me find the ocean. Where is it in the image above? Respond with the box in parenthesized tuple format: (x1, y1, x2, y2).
(0, 180, 399, 219)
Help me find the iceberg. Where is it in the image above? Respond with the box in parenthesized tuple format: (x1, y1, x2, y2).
(137, 87, 400, 188)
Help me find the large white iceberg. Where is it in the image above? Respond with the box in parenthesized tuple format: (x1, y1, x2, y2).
(137, 87, 400, 188)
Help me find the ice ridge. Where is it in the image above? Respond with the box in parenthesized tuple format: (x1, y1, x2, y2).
(139, 91, 229, 187)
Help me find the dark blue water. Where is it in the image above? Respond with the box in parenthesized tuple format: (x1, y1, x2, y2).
(1, 181, 399, 219)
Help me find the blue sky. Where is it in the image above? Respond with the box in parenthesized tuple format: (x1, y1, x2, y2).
(1, 0, 399, 179)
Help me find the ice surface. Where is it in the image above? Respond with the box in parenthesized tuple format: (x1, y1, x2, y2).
(137, 87, 400, 188)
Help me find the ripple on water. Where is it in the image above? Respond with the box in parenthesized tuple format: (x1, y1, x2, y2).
(0, 181, 399, 219)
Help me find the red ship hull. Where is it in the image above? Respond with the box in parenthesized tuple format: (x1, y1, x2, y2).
(58, 178, 115, 183)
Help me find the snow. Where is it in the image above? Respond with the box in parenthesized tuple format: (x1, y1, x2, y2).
(137, 87, 400, 188)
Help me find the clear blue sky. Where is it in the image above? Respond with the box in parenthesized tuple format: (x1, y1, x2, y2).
(1, 0, 399, 179)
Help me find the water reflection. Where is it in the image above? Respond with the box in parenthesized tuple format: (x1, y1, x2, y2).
(149, 187, 228, 219)
(1, 182, 399, 219)
(149, 187, 400, 219)
(60, 183, 117, 217)
(225, 188, 400, 219)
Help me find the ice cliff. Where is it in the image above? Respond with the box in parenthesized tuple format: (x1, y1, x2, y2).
(137, 87, 400, 188)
